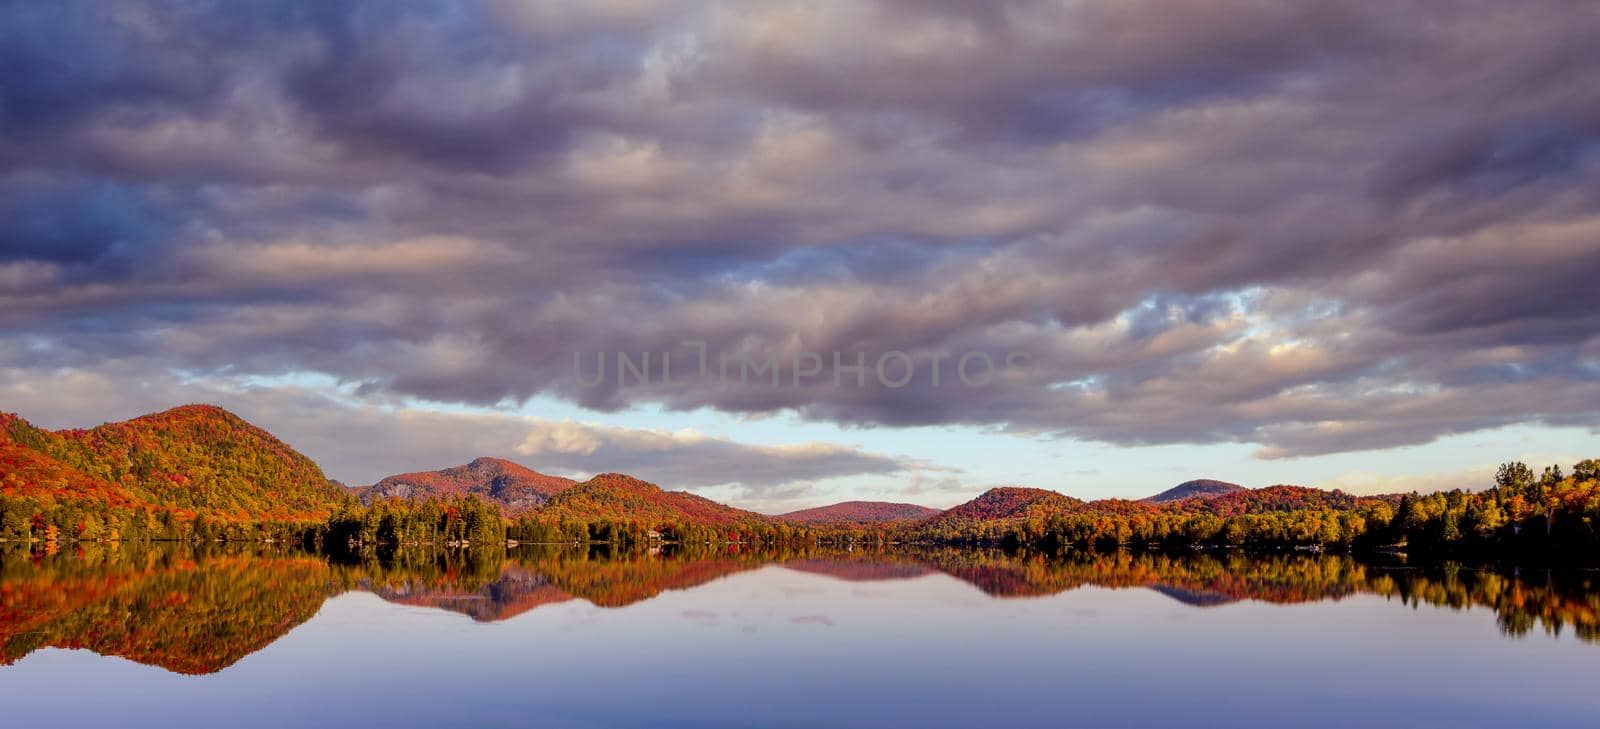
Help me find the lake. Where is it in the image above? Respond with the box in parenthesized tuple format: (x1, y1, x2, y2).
(3, 544, 1599, 728)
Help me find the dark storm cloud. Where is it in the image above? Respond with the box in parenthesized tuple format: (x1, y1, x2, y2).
(687, 0, 1377, 141)
(0, 1, 214, 136)
(278, 1, 600, 172)
(1, 0, 1598, 460)
(0, 181, 171, 266)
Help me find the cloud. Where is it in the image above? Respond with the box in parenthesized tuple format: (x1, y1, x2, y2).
(0, 0, 1597, 462)
(186, 236, 524, 284)
(510, 418, 914, 489)
(1319, 466, 1500, 497)
(516, 421, 605, 456)
(789, 614, 834, 627)
(0, 364, 917, 498)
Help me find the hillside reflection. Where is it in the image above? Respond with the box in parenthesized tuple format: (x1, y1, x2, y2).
(3, 543, 1598, 675)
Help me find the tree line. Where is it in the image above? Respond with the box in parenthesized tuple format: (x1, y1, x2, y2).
(911, 459, 1600, 561)
(5, 457, 1598, 562)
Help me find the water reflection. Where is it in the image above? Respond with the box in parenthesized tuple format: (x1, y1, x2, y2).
(3, 543, 1598, 675)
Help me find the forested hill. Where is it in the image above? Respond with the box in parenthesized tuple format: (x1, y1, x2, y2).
(778, 501, 943, 524)
(927, 487, 1084, 525)
(358, 457, 575, 514)
(536, 473, 770, 526)
(5, 405, 1600, 560)
(1143, 479, 1245, 503)
(1, 405, 349, 539)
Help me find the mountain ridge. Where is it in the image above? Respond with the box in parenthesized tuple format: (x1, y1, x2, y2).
(927, 486, 1084, 525)
(778, 501, 942, 524)
(535, 472, 772, 527)
(6, 403, 1530, 552)
(1143, 479, 1246, 504)
(1, 405, 347, 532)
(358, 457, 576, 514)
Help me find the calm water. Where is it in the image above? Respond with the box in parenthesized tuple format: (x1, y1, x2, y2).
(3, 545, 1599, 728)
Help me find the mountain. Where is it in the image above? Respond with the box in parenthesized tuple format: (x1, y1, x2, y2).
(778, 501, 942, 524)
(0, 403, 1373, 544)
(1, 415, 131, 508)
(928, 486, 1084, 524)
(0, 405, 346, 526)
(359, 457, 575, 514)
(1168, 484, 1359, 516)
(1143, 479, 1246, 504)
(536, 473, 770, 526)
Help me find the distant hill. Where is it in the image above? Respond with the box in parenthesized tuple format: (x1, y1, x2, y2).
(1143, 479, 1246, 504)
(1172, 484, 1359, 516)
(778, 501, 941, 524)
(0, 405, 346, 526)
(536, 473, 771, 526)
(929, 487, 1083, 525)
(359, 457, 575, 514)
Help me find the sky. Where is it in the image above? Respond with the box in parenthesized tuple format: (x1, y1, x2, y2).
(1, 0, 1598, 512)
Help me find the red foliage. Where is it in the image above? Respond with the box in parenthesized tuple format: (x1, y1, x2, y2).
(360, 457, 575, 514)
(1162, 484, 1359, 517)
(0, 404, 346, 524)
(929, 487, 1085, 525)
(778, 501, 944, 524)
(539, 473, 770, 526)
